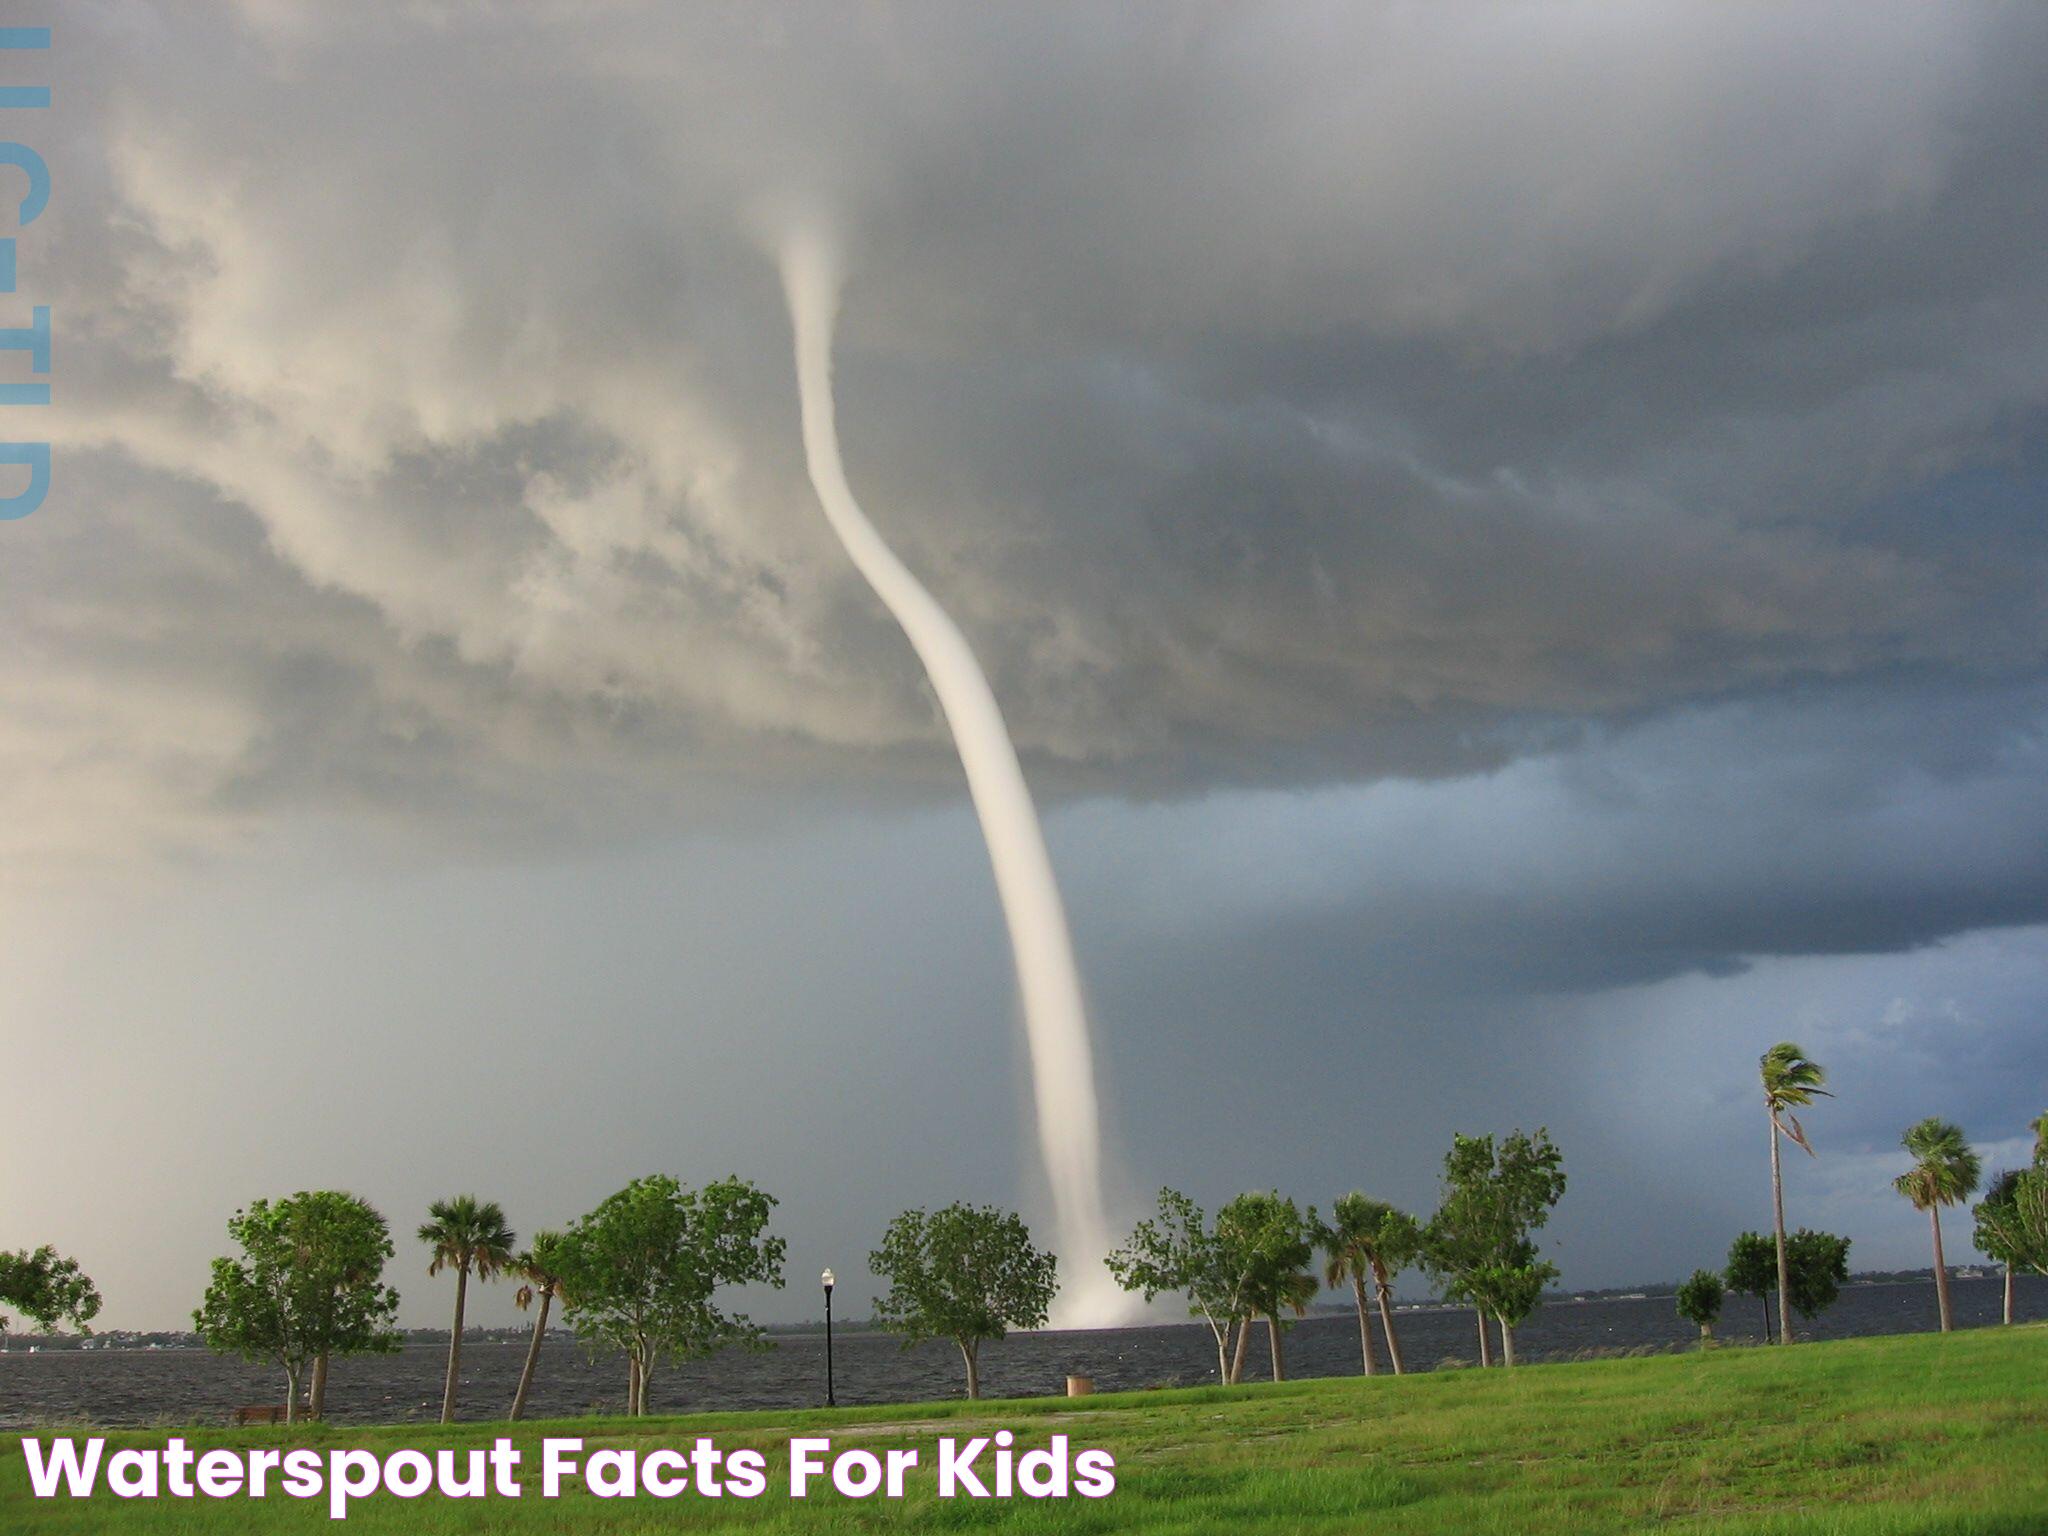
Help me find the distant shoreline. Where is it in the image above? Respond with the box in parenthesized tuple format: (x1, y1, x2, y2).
(0, 1271, 1991, 1352)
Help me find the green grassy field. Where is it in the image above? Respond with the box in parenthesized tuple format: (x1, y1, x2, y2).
(5, 1327, 2045, 1533)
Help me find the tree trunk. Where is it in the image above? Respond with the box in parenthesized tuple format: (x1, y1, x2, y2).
(1212, 1320, 1231, 1384)
(1351, 1274, 1377, 1376)
(638, 1355, 655, 1416)
(309, 1352, 328, 1420)
(1267, 1313, 1286, 1382)
(960, 1340, 981, 1400)
(1760, 1293, 1772, 1343)
(1699, 1321, 1713, 1346)
(1372, 1260, 1406, 1375)
(440, 1264, 468, 1423)
(2004, 1263, 2015, 1326)
(282, 1363, 302, 1425)
(1475, 1308, 1493, 1367)
(1497, 1316, 1516, 1367)
(1930, 1205, 1952, 1333)
(628, 1353, 643, 1417)
(510, 1289, 551, 1421)
(1229, 1315, 1252, 1384)
(1771, 1115, 1794, 1345)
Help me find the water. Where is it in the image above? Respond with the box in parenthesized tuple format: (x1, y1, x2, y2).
(3, 1276, 2038, 1429)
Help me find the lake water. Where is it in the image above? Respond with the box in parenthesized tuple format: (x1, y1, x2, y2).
(3, 1275, 2039, 1429)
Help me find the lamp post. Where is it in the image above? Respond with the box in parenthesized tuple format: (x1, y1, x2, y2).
(821, 1268, 836, 1407)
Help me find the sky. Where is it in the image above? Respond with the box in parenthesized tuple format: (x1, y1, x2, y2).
(5, 1, 2048, 1332)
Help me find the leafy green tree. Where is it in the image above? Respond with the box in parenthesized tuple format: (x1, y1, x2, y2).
(294, 1192, 402, 1418)
(1759, 1042, 1829, 1344)
(1320, 1194, 1420, 1376)
(1974, 1168, 2048, 1321)
(1676, 1269, 1724, 1345)
(1783, 1228, 1851, 1323)
(1479, 1256, 1554, 1358)
(871, 1203, 1055, 1400)
(1422, 1129, 1566, 1366)
(0, 1246, 101, 1334)
(1107, 1188, 1254, 1385)
(1216, 1192, 1318, 1383)
(1970, 1109, 2048, 1327)
(558, 1175, 786, 1415)
(194, 1193, 401, 1423)
(509, 1229, 569, 1421)
(418, 1195, 516, 1424)
(1974, 1170, 2024, 1325)
(1725, 1231, 1778, 1340)
(1893, 1118, 1981, 1333)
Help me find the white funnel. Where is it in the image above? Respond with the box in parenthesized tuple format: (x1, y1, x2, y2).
(779, 232, 1127, 1326)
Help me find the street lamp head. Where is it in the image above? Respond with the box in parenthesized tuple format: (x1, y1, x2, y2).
(821, 1268, 835, 1291)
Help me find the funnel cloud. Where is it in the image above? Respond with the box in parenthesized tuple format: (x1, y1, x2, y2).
(780, 230, 1125, 1324)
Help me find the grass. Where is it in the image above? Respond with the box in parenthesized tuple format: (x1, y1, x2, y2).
(5, 1326, 2046, 1533)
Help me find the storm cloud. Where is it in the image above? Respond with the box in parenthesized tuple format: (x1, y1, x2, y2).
(6, 2, 2048, 1327)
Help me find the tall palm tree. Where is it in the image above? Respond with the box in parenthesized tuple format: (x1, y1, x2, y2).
(1320, 1193, 1413, 1376)
(1760, 1042, 1829, 1345)
(1894, 1118, 1981, 1333)
(418, 1196, 516, 1424)
(508, 1230, 567, 1422)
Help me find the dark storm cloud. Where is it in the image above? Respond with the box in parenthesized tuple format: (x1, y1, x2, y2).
(29, 0, 2048, 858)
(9, 2, 2048, 1323)
(1058, 678, 2048, 1006)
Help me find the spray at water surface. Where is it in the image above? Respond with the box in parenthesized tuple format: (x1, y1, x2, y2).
(779, 230, 1126, 1326)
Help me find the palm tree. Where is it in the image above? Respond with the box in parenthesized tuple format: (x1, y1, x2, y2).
(1321, 1193, 1414, 1376)
(508, 1230, 568, 1422)
(1759, 1042, 1829, 1344)
(1894, 1118, 1981, 1333)
(418, 1196, 516, 1423)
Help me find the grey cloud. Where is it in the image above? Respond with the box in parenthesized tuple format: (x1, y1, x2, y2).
(15, 0, 2048, 874)
(8, 3, 2048, 1327)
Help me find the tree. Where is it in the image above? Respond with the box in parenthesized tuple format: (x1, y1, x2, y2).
(1760, 1042, 1829, 1344)
(293, 1192, 402, 1418)
(1782, 1228, 1851, 1323)
(1422, 1129, 1566, 1366)
(1107, 1189, 1253, 1385)
(509, 1229, 568, 1421)
(1725, 1232, 1778, 1341)
(1893, 1118, 1981, 1334)
(1320, 1194, 1420, 1376)
(1215, 1192, 1318, 1383)
(0, 1247, 101, 1334)
(870, 1203, 1055, 1400)
(1974, 1170, 2024, 1325)
(1972, 1109, 2048, 1325)
(557, 1175, 786, 1416)
(194, 1193, 401, 1424)
(1675, 1270, 1724, 1346)
(418, 1195, 516, 1424)
(1974, 1163, 2048, 1323)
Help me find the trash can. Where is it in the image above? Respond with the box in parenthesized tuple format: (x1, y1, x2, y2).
(1065, 1374, 1094, 1397)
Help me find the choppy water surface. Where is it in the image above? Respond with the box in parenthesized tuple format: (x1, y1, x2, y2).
(3, 1275, 2039, 1429)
